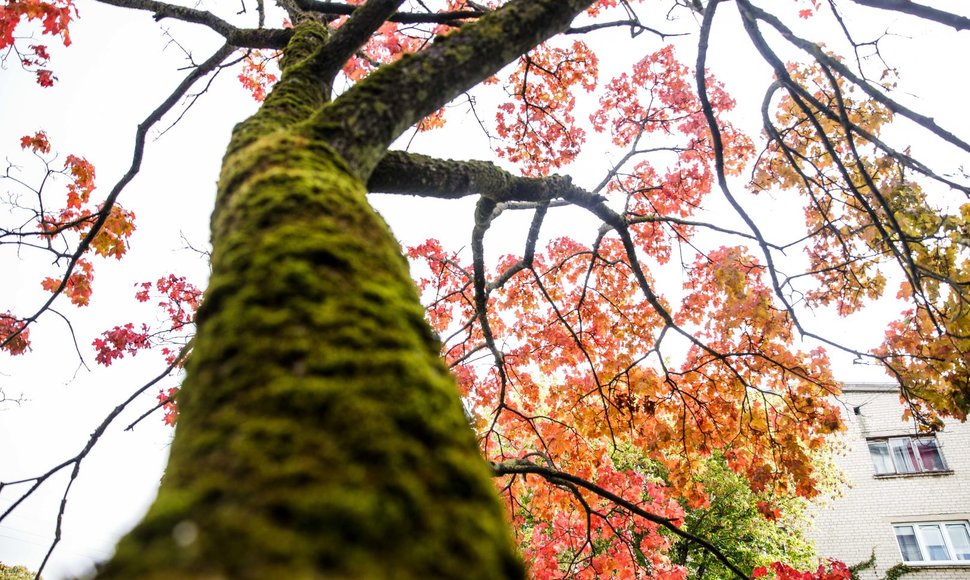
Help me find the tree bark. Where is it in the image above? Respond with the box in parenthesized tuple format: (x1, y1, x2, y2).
(98, 1, 595, 577)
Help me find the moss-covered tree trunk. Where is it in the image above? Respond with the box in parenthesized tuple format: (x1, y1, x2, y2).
(98, 1, 595, 577)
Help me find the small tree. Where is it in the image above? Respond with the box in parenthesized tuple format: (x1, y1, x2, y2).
(671, 455, 819, 579)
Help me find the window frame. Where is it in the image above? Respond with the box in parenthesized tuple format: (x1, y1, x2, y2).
(892, 521, 970, 565)
(866, 435, 948, 476)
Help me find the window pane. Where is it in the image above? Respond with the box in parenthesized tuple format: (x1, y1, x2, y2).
(947, 523, 970, 561)
(919, 524, 952, 561)
(890, 438, 919, 473)
(895, 526, 923, 562)
(915, 437, 946, 471)
(868, 441, 895, 474)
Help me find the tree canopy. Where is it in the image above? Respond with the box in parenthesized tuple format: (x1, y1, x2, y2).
(1, 0, 968, 578)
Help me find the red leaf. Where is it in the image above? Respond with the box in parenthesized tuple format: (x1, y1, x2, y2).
(41, 258, 94, 306)
(0, 313, 31, 355)
(35, 69, 56, 87)
(64, 154, 95, 208)
(157, 387, 180, 426)
(31, 43, 50, 60)
(20, 130, 51, 154)
(92, 322, 151, 366)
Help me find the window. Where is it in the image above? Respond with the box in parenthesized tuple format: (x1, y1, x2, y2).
(867, 436, 947, 475)
(893, 521, 970, 564)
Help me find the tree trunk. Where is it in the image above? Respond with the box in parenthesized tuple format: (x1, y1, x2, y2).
(98, 1, 595, 576)
(100, 132, 524, 580)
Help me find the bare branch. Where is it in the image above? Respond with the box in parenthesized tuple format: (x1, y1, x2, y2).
(739, 0, 970, 156)
(94, 0, 291, 48)
(0, 356, 183, 578)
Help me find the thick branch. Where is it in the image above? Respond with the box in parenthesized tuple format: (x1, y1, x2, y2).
(295, 0, 486, 24)
(367, 150, 592, 203)
(851, 0, 970, 31)
(225, 22, 332, 153)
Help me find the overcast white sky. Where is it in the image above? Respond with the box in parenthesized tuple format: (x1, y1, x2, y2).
(1, 5, 234, 576)
(1, 1, 968, 578)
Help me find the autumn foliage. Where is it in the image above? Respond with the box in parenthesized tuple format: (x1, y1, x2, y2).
(0, 0, 75, 85)
(2, 0, 968, 578)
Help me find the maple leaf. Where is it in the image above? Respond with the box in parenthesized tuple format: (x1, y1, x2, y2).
(756, 500, 781, 521)
(127, 275, 200, 371)
(157, 387, 179, 426)
(340, 19, 424, 82)
(92, 322, 151, 366)
(140, 274, 202, 328)
(35, 69, 55, 86)
(0, 0, 76, 85)
(31, 43, 50, 60)
(585, 0, 620, 17)
(41, 258, 94, 306)
(238, 51, 279, 102)
(416, 107, 447, 132)
(64, 154, 95, 208)
(21, 135, 137, 265)
(755, 560, 850, 580)
(0, 313, 31, 355)
(495, 39, 598, 175)
(90, 205, 136, 259)
(795, 0, 820, 19)
(20, 130, 51, 153)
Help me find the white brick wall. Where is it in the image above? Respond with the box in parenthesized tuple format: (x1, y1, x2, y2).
(809, 384, 970, 580)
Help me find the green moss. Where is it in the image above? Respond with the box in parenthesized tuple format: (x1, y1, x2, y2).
(226, 21, 332, 156)
(99, 119, 524, 579)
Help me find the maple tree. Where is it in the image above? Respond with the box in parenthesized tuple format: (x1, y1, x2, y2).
(1, 0, 969, 578)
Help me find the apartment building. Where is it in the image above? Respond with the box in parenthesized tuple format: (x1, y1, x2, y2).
(810, 383, 970, 579)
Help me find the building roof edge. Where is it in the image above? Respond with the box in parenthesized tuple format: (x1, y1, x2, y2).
(841, 382, 898, 393)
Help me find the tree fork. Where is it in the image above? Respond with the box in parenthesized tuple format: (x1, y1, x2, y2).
(98, 0, 598, 577)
